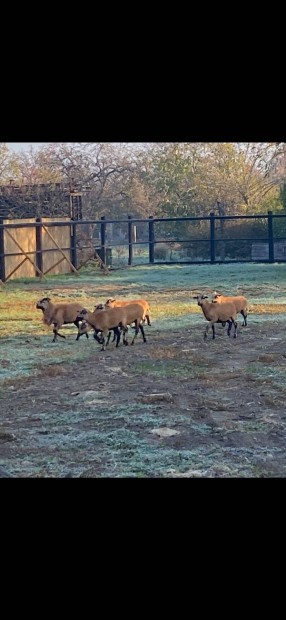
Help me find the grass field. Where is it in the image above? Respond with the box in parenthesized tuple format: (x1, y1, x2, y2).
(1, 262, 286, 477)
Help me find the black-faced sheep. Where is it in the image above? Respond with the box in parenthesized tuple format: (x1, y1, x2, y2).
(212, 291, 248, 326)
(36, 297, 89, 343)
(76, 318, 119, 346)
(76, 303, 147, 351)
(194, 294, 238, 340)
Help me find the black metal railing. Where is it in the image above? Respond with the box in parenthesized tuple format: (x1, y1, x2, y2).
(1, 211, 286, 281)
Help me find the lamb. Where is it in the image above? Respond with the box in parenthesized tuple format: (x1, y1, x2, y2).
(212, 291, 248, 326)
(104, 298, 151, 326)
(76, 318, 119, 346)
(36, 297, 89, 343)
(76, 303, 147, 351)
(76, 320, 92, 341)
(194, 294, 238, 340)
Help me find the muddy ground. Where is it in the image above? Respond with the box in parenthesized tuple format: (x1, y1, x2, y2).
(1, 316, 286, 477)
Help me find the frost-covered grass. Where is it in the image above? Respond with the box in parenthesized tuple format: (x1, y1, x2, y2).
(1, 260, 286, 478)
(1, 262, 286, 383)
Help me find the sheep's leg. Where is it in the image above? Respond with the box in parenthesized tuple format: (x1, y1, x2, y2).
(131, 320, 145, 345)
(241, 311, 247, 326)
(139, 323, 147, 343)
(52, 323, 65, 342)
(94, 330, 104, 344)
(106, 328, 119, 347)
(211, 323, 216, 339)
(131, 326, 140, 345)
(146, 314, 151, 326)
(121, 326, 129, 346)
(114, 327, 121, 348)
(99, 329, 110, 351)
(233, 320, 238, 338)
(227, 320, 232, 337)
(204, 323, 210, 341)
(53, 329, 66, 342)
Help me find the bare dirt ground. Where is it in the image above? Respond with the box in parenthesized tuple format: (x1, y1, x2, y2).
(1, 316, 286, 477)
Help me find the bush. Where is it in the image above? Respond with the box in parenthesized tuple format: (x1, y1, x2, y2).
(154, 243, 169, 260)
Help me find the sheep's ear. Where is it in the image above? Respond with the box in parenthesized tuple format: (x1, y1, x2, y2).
(202, 295, 208, 299)
(193, 296, 199, 300)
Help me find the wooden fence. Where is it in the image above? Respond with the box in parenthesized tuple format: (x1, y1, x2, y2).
(0, 217, 76, 282)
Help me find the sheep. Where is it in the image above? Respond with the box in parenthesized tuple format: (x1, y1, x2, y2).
(193, 294, 238, 340)
(76, 320, 92, 341)
(36, 297, 89, 343)
(76, 303, 147, 351)
(212, 291, 248, 326)
(104, 298, 151, 326)
(76, 318, 119, 346)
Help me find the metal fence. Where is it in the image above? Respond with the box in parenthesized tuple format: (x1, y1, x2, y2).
(1, 211, 286, 281)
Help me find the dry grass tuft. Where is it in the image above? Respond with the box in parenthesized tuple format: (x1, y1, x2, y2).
(36, 365, 64, 378)
(257, 354, 277, 363)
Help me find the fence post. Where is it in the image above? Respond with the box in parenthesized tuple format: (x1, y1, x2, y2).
(128, 215, 133, 266)
(210, 212, 215, 263)
(35, 218, 43, 276)
(70, 218, 77, 270)
(0, 219, 5, 282)
(268, 210, 274, 263)
(149, 216, 155, 263)
(100, 216, 106, 265)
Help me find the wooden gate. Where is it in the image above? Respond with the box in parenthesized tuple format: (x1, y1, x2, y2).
(0, 217, 76, 282)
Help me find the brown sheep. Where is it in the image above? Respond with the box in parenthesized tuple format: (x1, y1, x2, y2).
(76, 318, 119, 345)
(212, 291, 248, 326)
(104, 298, 151, 326)
(194, 294, 238, 340)
(36, 297, 89, 343)
(76, 303, 147, 351)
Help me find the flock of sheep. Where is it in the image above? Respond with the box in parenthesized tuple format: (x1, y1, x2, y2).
(36, 291, 248, 350)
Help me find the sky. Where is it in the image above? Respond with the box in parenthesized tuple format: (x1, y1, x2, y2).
(7, 143, 46, 152)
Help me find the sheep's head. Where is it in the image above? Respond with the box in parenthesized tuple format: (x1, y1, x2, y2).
(78, 320, 89, 334)
(36, 297, 51, 310)
(105, 298, 116, 308)
(76, 308, 88, 321)
(212, 292, 222, 303)
(193, 294, 208, 306)
(76, 320, 90, 340)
